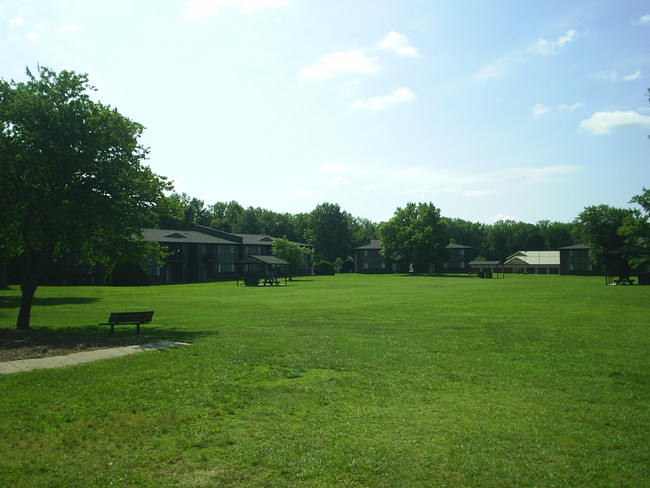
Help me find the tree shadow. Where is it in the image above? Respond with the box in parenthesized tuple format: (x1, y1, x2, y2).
(0, 325, 212, 357)
(398, 273, 474, 279)
(0, 296, 101, 309)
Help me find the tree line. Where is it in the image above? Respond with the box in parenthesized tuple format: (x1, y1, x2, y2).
(146, 190, 650, 271)
(1, 66, 648, 328)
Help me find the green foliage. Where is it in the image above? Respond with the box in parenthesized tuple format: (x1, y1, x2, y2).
(1, 275, 649, 487)
(379, 202, 449, 273)
(313, 259, 335, 275)
(104, 261, 149, 286)
(576, 204, 634, 268)
(271, 237, 309, 275)
(0, 66, 170, 328)
(309, 203, 353, 262)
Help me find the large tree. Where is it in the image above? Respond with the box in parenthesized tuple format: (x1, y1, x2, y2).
(0, 67, 169, 329)
(308, 203, 353, 262)
(576, 204, 633, 269)
(271, 236, 310, 279)
(379, 202, 449, 273)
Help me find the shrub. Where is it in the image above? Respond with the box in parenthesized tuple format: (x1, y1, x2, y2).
(313, 260, 335, 275)
(104, 261, 149, 286)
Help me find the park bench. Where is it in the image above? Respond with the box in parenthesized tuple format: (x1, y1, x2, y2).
(100, 311, 154, 334)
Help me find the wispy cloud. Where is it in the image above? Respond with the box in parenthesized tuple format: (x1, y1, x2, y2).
(186, 0, 287, 21)
(634, 14, 650, 25)
(351, 87, 414, 111)
(623, 69, 642, 81)
(299, 50, 380, 81)
(313, 162, 581, 200)
(580, 110, 650, 134)
(532, 104, 551, 117)
(533, 102, 582, 117)
(596, 69, 643, 82)
(377, 31, 420, 57)
(475, 29, 577, 82)
(528, 29, 576, 56)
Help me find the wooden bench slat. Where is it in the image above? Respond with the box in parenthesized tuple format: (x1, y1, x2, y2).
(100, 311, 154, 334)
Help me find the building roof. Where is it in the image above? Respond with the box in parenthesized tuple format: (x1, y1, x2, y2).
(356, 240, 472, 251)
(558, 244, 590, 250)
(142, 229, 236, 245)
(504, 251, 560, 266)
(355, 239, 383, 250)
(238, 255, 289, 265)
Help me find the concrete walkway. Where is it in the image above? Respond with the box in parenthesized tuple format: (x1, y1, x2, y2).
(0, 341, 190, 375)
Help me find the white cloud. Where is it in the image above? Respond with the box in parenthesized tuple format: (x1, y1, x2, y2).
(331, 176, 351, 187)
(597, 69, 643, 82)
(351, 87, 414, 111)
(635, 14, 650, 25)
(580, 110, 650, 134)
(299, 50, 380, 81)
(377, 31, 419, 57)
(476, 29, 577, 82)
(529, 29, 576, 56)
(10, 17, 24, 26)
(186, 0, 287, 20)
(532, 104, 551, 117)
(474, 54, 521, 82)
(534, 102, 582, 117)
(623, 69, 642, 81)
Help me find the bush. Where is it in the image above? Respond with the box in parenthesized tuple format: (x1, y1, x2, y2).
(104, 261, 149, 286)
(313, 260, 335, 276)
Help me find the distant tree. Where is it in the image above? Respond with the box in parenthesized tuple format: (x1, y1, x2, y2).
(182, 195, 211, 228)
(148, 193, 186, 229)
(271, 236, 310, 279)
(483, 220, 544, 259)
(0, 67, 169, 329)
(576, 204, 633, 269)
(235, 206, 262, 234)
(209, 201, 244, 233)
(379, 202, 449, 273)
(308, 203, 353, 262)
(536, 220, 577, 250)
(444, 218, 486, 249)
(617, 188, 650, 271)
(349, 216, 379, 249)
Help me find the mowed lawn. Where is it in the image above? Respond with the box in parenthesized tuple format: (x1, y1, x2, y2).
(1, 274, 649, 487)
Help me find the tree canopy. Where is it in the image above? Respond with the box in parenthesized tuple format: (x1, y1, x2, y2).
(0, 67, 169, 328)
(379, 202, 449, 273)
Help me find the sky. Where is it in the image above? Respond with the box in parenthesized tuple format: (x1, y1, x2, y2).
(2, 0, 650, 224)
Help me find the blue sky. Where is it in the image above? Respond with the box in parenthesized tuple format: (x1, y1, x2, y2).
(2, 0, 649, 224)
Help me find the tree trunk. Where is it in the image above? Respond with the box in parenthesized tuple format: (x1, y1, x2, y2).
(16, 274, 38, 329)
(16, 277, 38, 329)
(0, 260, 7, 289)
(16, 249, 50, 330)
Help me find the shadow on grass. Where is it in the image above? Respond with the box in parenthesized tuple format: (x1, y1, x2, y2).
(398, 273, 476, 279)
(0, 296, 101, 309)
(0, 325, 212, 355)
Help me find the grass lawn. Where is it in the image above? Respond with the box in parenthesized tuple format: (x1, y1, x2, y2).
(1, 274, 649, 487)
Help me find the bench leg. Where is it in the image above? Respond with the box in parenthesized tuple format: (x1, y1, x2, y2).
(111, 324, 115, 335)
(136, 324, 140, 334)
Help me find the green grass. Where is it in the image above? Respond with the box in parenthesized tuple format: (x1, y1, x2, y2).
(1, 274, 649, 487)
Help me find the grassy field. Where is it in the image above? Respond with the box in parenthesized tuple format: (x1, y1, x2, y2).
(1, 274, 649, 487)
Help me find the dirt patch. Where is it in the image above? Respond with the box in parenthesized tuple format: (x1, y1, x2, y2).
(0, 329, 150, 362)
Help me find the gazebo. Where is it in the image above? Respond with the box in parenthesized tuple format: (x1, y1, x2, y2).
(468, 260, 503, 278)
(237, 255, 289, 286)
(604, 243, 650, 285)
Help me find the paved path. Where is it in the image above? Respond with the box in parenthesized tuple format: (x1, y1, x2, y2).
(0, 341, 190, 375)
